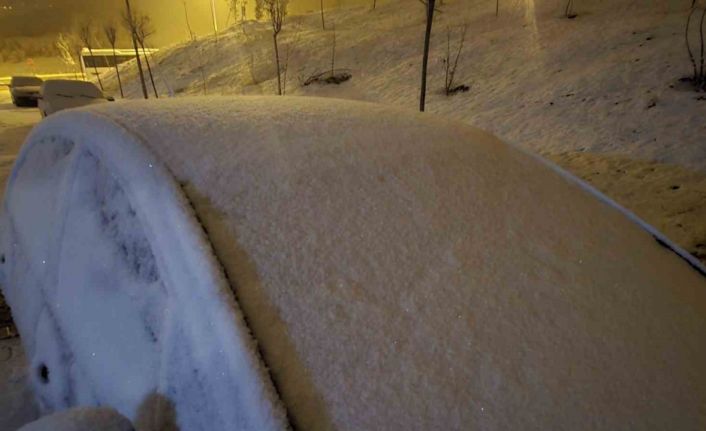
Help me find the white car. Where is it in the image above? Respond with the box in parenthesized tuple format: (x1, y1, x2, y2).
(1, 97, 705, 430)
(38, 80, 113, 117)
(9, 76, 43, 107)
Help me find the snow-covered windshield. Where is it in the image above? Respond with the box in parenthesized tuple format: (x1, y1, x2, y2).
(42, 80, 104, 99)
(11, 76, 42, 87)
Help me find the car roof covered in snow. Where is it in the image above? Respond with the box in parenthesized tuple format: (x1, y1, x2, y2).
(3, 96, 706, 430)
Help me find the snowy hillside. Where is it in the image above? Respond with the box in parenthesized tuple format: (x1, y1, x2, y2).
(101, 0, 706, 262)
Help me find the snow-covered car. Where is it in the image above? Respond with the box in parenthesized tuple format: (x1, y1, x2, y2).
(9, 76, 43, 107)
(37, 80, 113, 118)
(1, 97, 705, 430)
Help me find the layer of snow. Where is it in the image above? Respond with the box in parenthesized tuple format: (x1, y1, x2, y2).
(0, 102, 288, 430)
(4, 97, 703, 429)
(100, 0, 706, 265)
(38, 80, 110, 117)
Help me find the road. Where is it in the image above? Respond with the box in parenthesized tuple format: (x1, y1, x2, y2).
(0, 86, 39, 332)
(0, 86, 41, 430)
(0, 87, 40, 189)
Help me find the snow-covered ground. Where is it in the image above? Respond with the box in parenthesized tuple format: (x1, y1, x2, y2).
(0, 88, 42, 430)
(102, 0, 706, 263)
(0, 89, 38, 186)
(0, 338, 40, 430)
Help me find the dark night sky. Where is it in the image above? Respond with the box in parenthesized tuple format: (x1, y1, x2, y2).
(0, 0, 328, 47)
(0, 0, 237, 47)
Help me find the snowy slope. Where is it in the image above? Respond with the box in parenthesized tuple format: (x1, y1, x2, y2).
(100, 0, 706, 264)
(4, 97, 705, 430)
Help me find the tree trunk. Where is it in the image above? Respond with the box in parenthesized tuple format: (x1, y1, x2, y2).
(87, 46, 104, 91)
(320, 0, 326, 29)
(700, 8, 706, 84)
(211, 0, 219, 43)
(112, 46, 124, 98)
(76, 49, 86, 80)
(420, 0, 435, 112)
(687, 8, 698, 80)
(331, 24, 336, 76)
(273, 33, 282, 95)
(495, 0, 499, 17)
(140, 40, 159, 98)
(126, 0, 148, 99)
(183, 1, 195, 41)
(444, 28, 450, 95)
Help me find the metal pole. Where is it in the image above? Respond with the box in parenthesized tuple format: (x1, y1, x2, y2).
(126, 0, 149, 98)
(210, 0, 219, 42)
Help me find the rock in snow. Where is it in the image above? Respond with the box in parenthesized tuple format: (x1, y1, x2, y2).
(1, 96, 705, 430)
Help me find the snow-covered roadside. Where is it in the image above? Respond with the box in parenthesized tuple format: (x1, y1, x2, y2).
(0, 88, 39, 188)
(0, 87, 42, 430)
(0, 88, 39, 327)
(0, 338, 40, 430)
(101, 0, 706, 263)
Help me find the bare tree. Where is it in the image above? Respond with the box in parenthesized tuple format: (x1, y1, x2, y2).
(72, 36, 86, 80)
(443, 24, 468, 95)
(135, 14, 159, 98)
(687, 9, 697, 80)
(226, 0, 248, 24)
(195, 43, 208, 94)
(564, 0, 577, 19)
(56, 33, 82, 79)
(685, 1, 706, 89)
(182, 0, 196, 41)
(282, 45, 292, 95)
(227, 0, 238, 26)
(256, 0, 288, 95)
(210, 0, 219, 43)
(419, 0, 437, 112)
(123, 0, 149, 99)
(282, 32, 300, 95)
(79, 23, 104, 90)
(103, 24, 124, 98)
(700, 7, 706, 87)
(330, 23, 336, 76)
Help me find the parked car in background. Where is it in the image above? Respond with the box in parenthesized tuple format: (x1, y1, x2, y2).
(38, 80, 114, 117)
(9, 76, 43, 107)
